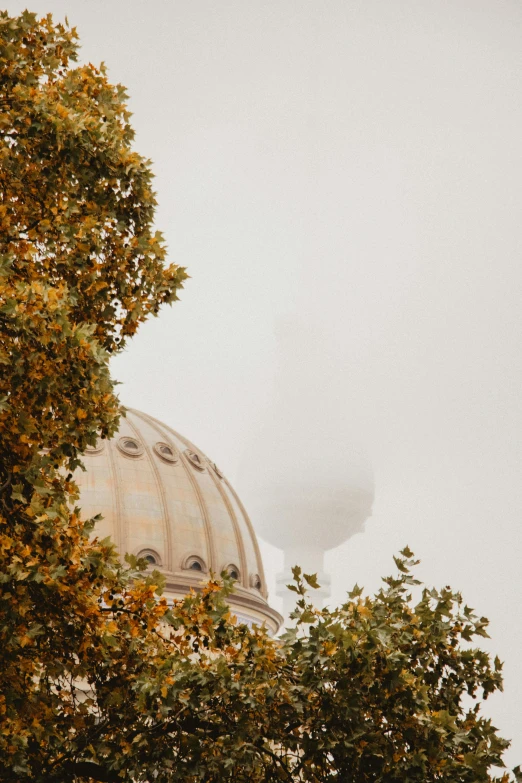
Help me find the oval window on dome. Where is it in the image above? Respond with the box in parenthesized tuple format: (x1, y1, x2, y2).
(210, 461, 224, 480)
(184, 449, 205, 471)
(153, 441, 178, 464)
(183, 555, 207, 573)
(117, 437, 144, 457)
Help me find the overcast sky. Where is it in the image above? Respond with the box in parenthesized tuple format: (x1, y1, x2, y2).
(7, 0, 522, 766)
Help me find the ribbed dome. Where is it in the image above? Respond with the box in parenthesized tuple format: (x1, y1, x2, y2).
(74, 409, 281, 633)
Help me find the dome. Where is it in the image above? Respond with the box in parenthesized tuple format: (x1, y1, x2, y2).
(74, 409, 281, 633)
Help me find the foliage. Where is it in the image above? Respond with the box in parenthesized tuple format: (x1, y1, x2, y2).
(0, 10, 186, 781)
(281, 551, 520, 782)
(0, 10, 518, 783)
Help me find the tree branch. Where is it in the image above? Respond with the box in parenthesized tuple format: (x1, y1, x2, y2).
(0, 473, 12, 494)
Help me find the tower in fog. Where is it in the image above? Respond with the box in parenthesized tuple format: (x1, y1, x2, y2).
(239, 318, 374, 620)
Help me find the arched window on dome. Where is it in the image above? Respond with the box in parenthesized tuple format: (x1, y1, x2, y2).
(250, 573, 262, 591)
(137, 549, 162, 568)
(182, 555, 207, 573)
(224, 564, 240, 582)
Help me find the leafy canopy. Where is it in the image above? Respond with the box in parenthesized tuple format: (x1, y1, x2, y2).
(0, 11, 519, 783)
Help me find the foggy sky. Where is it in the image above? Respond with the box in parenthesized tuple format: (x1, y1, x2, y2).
(6, 0, 522, 766)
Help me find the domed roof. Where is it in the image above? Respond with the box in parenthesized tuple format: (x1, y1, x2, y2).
(74, 409, 281, 633)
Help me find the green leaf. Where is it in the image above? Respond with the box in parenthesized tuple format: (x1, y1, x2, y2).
(393, 556, 409, 573)
(303, 573, 320, 589)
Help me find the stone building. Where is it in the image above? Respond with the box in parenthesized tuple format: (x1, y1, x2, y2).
(75, 408, 282, 633)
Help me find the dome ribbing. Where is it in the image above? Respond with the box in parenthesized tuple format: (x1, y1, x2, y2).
(74, 409, 281, 633)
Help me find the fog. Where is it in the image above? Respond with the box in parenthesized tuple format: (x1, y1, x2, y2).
(6, 0, 522, 765)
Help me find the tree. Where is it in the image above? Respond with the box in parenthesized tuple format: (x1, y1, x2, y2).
(0, 11, 519, 783)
